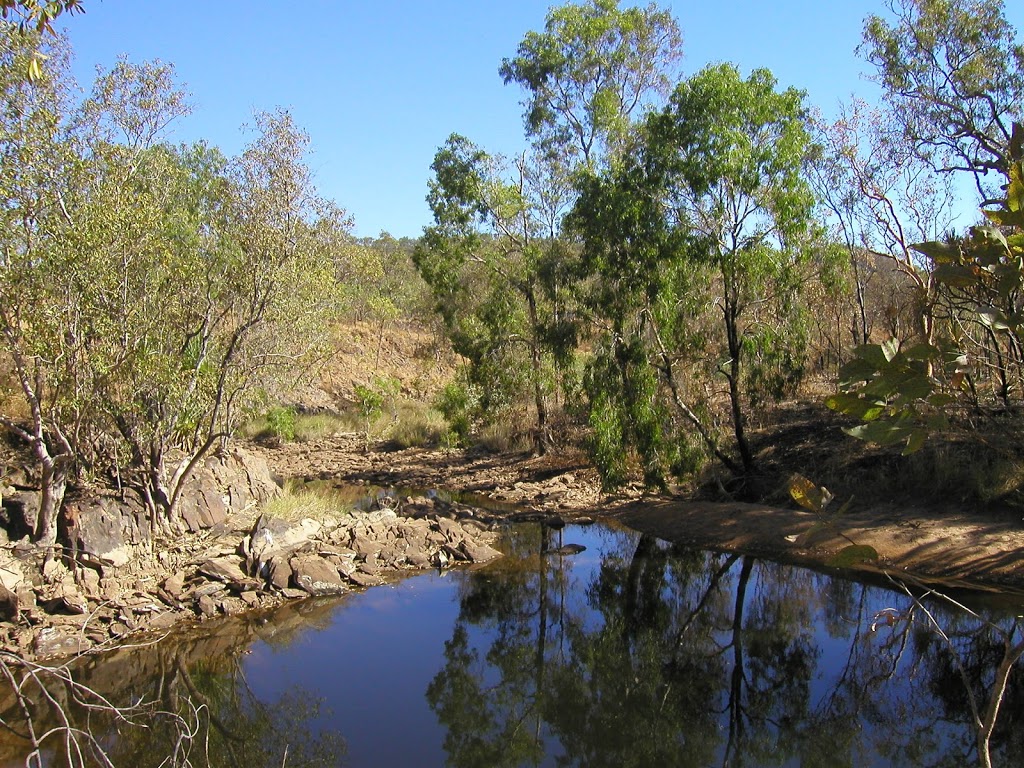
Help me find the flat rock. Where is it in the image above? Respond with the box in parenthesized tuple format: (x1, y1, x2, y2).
(199, 556, 248, 585)
(460, 540, 503, 564)
(347, 571, 381, 588)
(163, 572, 186, 599)
(33, 626, 91, 659)
(196, 594, 219, 616)
(290, 555, 348, 596)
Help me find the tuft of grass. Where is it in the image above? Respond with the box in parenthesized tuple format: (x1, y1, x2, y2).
(292, 411, 361, 441)
(476, 420, 533, 454)
(386, 401, 448, 448)
(260, 479, 356, 522)
(238, 409, 360, 443)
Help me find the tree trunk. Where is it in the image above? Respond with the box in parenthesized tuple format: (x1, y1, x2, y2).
(724, 297, 755, 473)
(526, 285, 549, 456)
(34, 451, 70, 549)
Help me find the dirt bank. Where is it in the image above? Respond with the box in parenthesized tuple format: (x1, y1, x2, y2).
(263, 434, 1024, 594)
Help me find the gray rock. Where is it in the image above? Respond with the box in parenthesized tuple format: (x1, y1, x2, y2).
(290, 555, 347, 596)
(34, 626, 91, 658)
(347, 571, 381, 588)
(73, 501, 132, 567)
(266, 556, 292, 590)
(196, 594, 218, 616)
(162, 572, 186, 599)
(460, 540, 503, 564)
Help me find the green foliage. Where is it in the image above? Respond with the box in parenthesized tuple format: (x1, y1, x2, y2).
(434, 377, 481, 446)
(861, 0, 1024, 197)
(831, 122, 1024, 454)
(266, 406, 297, 443)
(499, 0, 682, 166)
(0, 34, 349, 529)
(568, 62, 819, 484)
(827, 339, 962, 454)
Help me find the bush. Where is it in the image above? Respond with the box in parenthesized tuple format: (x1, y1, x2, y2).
(266, 406, 297, 442)
(434, 380, 480, 446)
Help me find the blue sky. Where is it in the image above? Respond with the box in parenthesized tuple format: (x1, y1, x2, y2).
(64, 1, 1024, 239)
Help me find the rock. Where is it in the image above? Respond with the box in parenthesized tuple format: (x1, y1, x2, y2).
(347, 571, 381, 588)
(59, 588, 88, 615)
(34, 626, 91, 659)
(266, 556, 292, 591)
(196, 594, 219, 617)
(352, 534, 383, 559)
(42, 558, 67, 583)
(162, 572, 186, 599)
(198, 556, 248, 585)
(246, 515, 323, 573)
(239, 591, 259, 607)
(192, 582, 226, 599)
(0, 583, 18, 621)
(280, 587, 307, 600)
(405, 551, 430, 568)
(148, 612, 179, 631)
(545, 543, 587, 556)
(73, 499, 134, 568)
(460, 540, 503, 564)
(290, 555, 347, 596)
(76, 567, 101, 598)
(358, 560, 380, 576)
(219, 598, 245, 616)
(0, 550, 27, 593)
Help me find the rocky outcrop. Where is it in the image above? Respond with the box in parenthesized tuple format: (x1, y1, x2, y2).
(0, 490, 505, 661)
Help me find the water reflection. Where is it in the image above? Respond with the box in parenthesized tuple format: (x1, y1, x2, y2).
(429, 523, 1024, 767)
(0, 600, 347, 767)
(0, 522, 1021, 767)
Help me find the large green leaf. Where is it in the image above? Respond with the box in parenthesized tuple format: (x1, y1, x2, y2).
(844, 420, 914, 447)
(910, 240, 959, 264)
(932, 263, 980, 288)
(825, 393, 885, 421)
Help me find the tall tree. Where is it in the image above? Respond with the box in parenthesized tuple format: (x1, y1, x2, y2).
(500, 0, 683, 170)
(0, 27, 83, 547)
(570, 64, 819, 485)
(861, 0, 1024, 205)
(415, 135, 562, 453)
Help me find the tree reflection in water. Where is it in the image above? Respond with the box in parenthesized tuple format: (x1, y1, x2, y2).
(0, 603, 346, 767)
(428, 523, 1024, 767)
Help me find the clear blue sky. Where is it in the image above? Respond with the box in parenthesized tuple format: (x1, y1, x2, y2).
(63, 1, 1024, 239)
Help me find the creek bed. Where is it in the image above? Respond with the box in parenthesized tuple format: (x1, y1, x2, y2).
(1, 518, 1023, 767)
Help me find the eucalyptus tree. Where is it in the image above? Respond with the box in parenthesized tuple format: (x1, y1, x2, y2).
(809, 98, 956, 353)
(570, 64, 820, 485)
(500, 0, 683, 170)
(861, 0, 1024, 205)
(415, 135, 563, 452)
(94, 108, 345, 527)
(0, 26, 81, 546)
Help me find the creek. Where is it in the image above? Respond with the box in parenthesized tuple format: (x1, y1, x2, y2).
(1, 517, 1023, 767)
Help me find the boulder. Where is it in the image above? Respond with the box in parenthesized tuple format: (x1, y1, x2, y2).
(198, 556, 248, 586)
(460, 540, 503, 564)
(34, 626, 91, 659)
(246, 515, 323, 574)
(290, 556, 347, 596)
(73, 501, 132, 568)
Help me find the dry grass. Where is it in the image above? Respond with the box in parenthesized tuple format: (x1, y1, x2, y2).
(260, 479, 357, 522)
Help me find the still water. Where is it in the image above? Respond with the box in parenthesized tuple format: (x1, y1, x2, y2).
(3, 520, 1023, 767)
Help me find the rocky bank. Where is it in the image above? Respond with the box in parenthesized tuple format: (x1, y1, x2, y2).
(0, 445, 505, 661)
